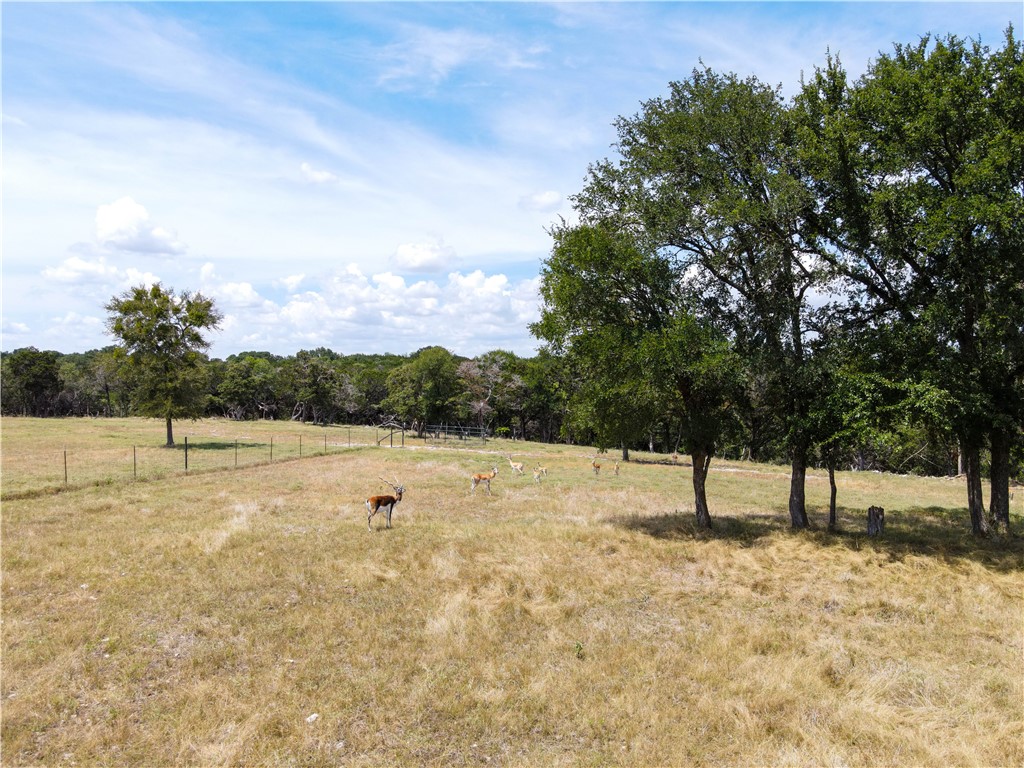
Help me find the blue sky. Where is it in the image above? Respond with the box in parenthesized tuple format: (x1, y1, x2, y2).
(2, 2, 1019, 359)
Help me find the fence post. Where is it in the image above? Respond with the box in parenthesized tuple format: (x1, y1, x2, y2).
(235, 439, 238, 468)
(133, 445, 137, 480)
(64, 449, 68, 487)
(185, 436, 189, 472)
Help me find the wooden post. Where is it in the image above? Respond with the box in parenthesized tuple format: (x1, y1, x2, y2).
(64, 449, 68, 487)
(133, 446, 137, 480)
(185, 436, 189, 472)
(235, 440, 238, 468)
(867, 506, 885, 536)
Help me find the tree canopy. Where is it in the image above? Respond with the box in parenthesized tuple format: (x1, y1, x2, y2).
(105, 284, 223, 446)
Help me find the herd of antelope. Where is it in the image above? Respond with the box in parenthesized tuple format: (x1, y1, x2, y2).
(363, 454, 616, 531)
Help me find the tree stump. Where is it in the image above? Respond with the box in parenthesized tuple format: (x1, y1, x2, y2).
(867, 505, 885, 536)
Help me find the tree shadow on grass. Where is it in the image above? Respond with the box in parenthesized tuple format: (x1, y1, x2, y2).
(173, 441, 269, 451)
(609, 505, 1024, 573)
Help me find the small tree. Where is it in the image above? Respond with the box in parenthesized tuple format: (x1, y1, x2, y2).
(105, 284, 222, 446)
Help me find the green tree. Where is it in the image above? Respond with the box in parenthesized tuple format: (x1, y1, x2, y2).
(220, 355, 280, 420)
(533, 223, 741, 527)
(798, 29, 1024, 534)
(105, 284, 222, 446)
(532, 223, 673, 458)
(1, 347, 62, 416)
(572, 67, 830, 528)
(645, 315, 744, 528)
(290, 350, 342, 425)
(381, 347, 462, 434)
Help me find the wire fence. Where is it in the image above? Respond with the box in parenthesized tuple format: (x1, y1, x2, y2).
(0, 422, 500, 499)
(0, 425, 398, 498)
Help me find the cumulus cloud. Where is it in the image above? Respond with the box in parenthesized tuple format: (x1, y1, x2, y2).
(211, 263, 541, 356)
(42, 255, 120, 284)
(391, 237, 457, 273)
(300, 162, 338, 184)
(518, 190, 562, 213)
(95, 197, 186, 255)
(1, 318, 31, 334)
(279, 273, 305, 293)
(41, 253, 162, 296)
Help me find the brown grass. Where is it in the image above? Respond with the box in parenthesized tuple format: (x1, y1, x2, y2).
(2, 418, 1022, 766)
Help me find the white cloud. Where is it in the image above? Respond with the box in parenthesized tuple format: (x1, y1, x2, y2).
(279, 274, 305, 293)
(300, 162, 338, 184)
(42, 255, 120, 284)
(2, 319, 31, 334)
(518, 190, 562, 213)
(376, 26, 541, 89)
(95, 196, 185, 255)
(392, 237, 457, 273)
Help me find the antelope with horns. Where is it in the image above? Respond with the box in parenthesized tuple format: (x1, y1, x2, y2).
(533, 466, 547, 483)
(366, 477, 404, 532)
(472, 466, 499, 495)
(507, 455, 525, 477)
(591, 457, 601, 476)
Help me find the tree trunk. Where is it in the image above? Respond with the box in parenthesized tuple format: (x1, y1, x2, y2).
(691, 450, 713, 529)
(827, 461, 838, 532)
(989, 427, 1011, 534)
(621, 446, 630, 462)
(962, 438, 990, 536)
(165, 415, 174, 447)
(789, 444, 809, 529)
(867, 506, 885, 536)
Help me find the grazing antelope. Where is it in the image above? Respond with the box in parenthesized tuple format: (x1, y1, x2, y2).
(533, 466, 547, 483)
(591, 457, 601, 476)
(365, 477, 404, 532)
(471, 466, 499, 495)
(507, 455, 525, 477)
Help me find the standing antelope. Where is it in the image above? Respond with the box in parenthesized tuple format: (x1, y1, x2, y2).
(613, 460, 620, 476)
(533, 466, 547, 483)
(471, 466, 499, 495)
(591, 457, 601, 476)
(365, 477, 404, 532)
(507, 455, 525, 477)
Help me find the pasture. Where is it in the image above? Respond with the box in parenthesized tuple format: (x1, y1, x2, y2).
(2, 418, 1022, 766)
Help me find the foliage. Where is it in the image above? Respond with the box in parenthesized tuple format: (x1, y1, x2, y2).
(797, 28, 1024, 533)
(381, 346, 463, 433)
(104, 284, 222, 445)
(1, 347, 62, 417)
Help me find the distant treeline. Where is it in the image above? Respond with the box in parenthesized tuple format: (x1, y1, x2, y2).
(0, 343, 1000, 479)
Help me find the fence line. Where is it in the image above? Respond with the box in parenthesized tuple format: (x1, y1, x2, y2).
(1, 423, 496, 498)
(1, 429, 379, 498)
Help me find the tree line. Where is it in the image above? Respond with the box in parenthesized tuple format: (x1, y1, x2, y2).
(0, 342, 565, 445)
(2, 29, 1020, 536)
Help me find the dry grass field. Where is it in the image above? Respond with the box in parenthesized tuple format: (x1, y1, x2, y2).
(2, 418, 1022, 766)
